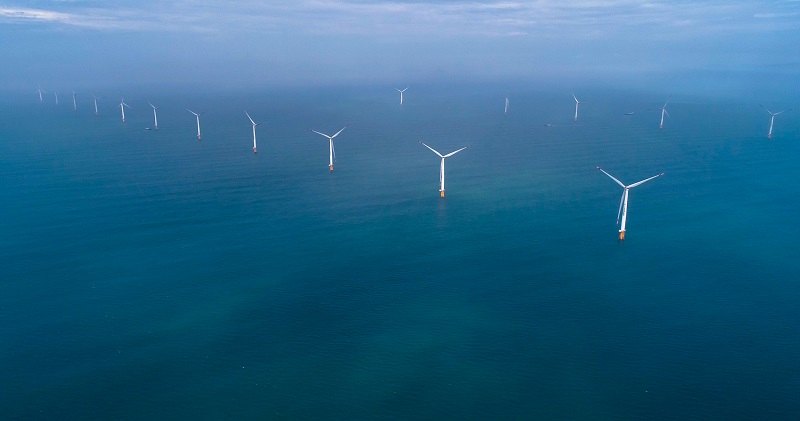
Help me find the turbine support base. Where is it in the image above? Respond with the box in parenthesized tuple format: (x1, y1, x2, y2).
(619, 231, 625, 240)
(440, 190, 445, 198)
(329, 165, 334, 171)
(253, 147, 257, 153)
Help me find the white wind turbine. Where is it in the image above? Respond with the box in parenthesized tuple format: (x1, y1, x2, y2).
(504, 95, 510, 115)
(93, 95, 102, 116)
(310, 125, 348, 171)
(72, 91, 77, 111)
(148, 102, 159, 130)
(597, 166, 664, 241)
(760, 104, 791, 139)
(420, 142, 468, 198)
(659, 96, 671, 129)
(119, 98, 131, 122)
(187, 109, 204, 140)
(54, 91, 59, 105)
(572, 93, 581, 122)
(396, 87, 409, 106)
(245, 111, 259, 153)
(36, 87, 46, 102)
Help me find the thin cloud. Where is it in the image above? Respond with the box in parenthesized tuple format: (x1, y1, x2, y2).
(1, 1, 798, 37)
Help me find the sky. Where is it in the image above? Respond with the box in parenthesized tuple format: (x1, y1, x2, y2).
(2, 1, 799, 95)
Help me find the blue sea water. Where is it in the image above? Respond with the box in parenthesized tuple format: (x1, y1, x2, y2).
(1, 85, 799, 420)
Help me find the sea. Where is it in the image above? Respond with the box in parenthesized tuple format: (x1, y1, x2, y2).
(1, 85, 799, 420)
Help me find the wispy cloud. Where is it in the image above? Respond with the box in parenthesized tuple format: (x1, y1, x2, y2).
(2, 1, 799, 37)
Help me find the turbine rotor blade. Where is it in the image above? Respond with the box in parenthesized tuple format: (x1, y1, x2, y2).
(617, 191, 625, 225)
(596, 166, 626, 188)
(310, 129, 331, 139)
(627, 173, 664, 189)
(331, 125, 348, 138)
(419, 141, 443, 158)
(442, 146, 468, 158)
(245, 111, 256, 125)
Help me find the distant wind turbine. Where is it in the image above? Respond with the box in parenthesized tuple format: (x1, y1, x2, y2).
(187, 109, 204, 140)
(760, 104, 791, 139)
(72, 91, 77, 111)
(119, 98, 131, 122)
(245, 111, 259, 153)
(148, 102, 159, 130)
(93, 95, 102, 116)
(310, 125, 348, 171)
(36, 87, 46, 103)
(504, 94, 509, 115)
(659, 96, 671, 129)
(396, 87, 408, 106)
(54, 91, 59, 105)
(420, 142, 468, 198)
(597, 166, 664, 241)
(572, 93, 581, 122)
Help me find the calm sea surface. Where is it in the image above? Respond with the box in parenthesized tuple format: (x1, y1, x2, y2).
(1, 86, 799, 419)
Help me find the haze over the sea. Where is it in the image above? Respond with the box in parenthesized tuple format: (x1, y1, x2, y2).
(2, 1, 799, 96)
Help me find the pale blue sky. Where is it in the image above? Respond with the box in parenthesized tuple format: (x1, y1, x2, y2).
(2, 1, 799, 95)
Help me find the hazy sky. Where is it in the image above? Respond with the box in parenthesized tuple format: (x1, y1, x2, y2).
(2, 1, 799, 94)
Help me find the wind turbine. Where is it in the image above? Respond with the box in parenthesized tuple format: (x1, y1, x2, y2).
(396, 87, 408, 106)
(119, 98, 131, 122)
(504, 94, 510, 115)
(659, 96, 671, 129)
(309, 125, 348, 171)
(572, 93, 581, 122)
(93, 96, 102, 116)
(245, 111, 259, 153)
(54, 91, 59, 105)
(420, 142, 468, 198)
(148, 102, 159, 130)
(597, 166, 664, 241)
(760, 105, 791, 139)
(187, 109, 204, 140)
(36, 87, 46, 102)
(71, 91, 77, 111)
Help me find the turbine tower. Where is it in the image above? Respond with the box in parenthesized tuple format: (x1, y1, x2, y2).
(93, 96, 102, 116)
(119, 98, 131, 122)
(597, 166, 664, 240)
(148, 102, 159, 130)
(310, 125, 348, 171)
(72, 91, 77, 111)
(659, 96, 671, 129)
(246, 111, 259, 153)
(760, 105, 791, 139)
(420, 142, 468, 198)
(572, 93, 581, 122)
(396, 87, 409, 106)
(187, 109, 204, 140)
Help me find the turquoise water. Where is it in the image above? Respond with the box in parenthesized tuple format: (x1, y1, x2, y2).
(1, 86, 799, 419)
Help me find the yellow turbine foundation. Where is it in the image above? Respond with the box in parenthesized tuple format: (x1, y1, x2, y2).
(619, 231, 625, 240)
(329, 165, 334, 171)
(440, 190, 445, 198)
